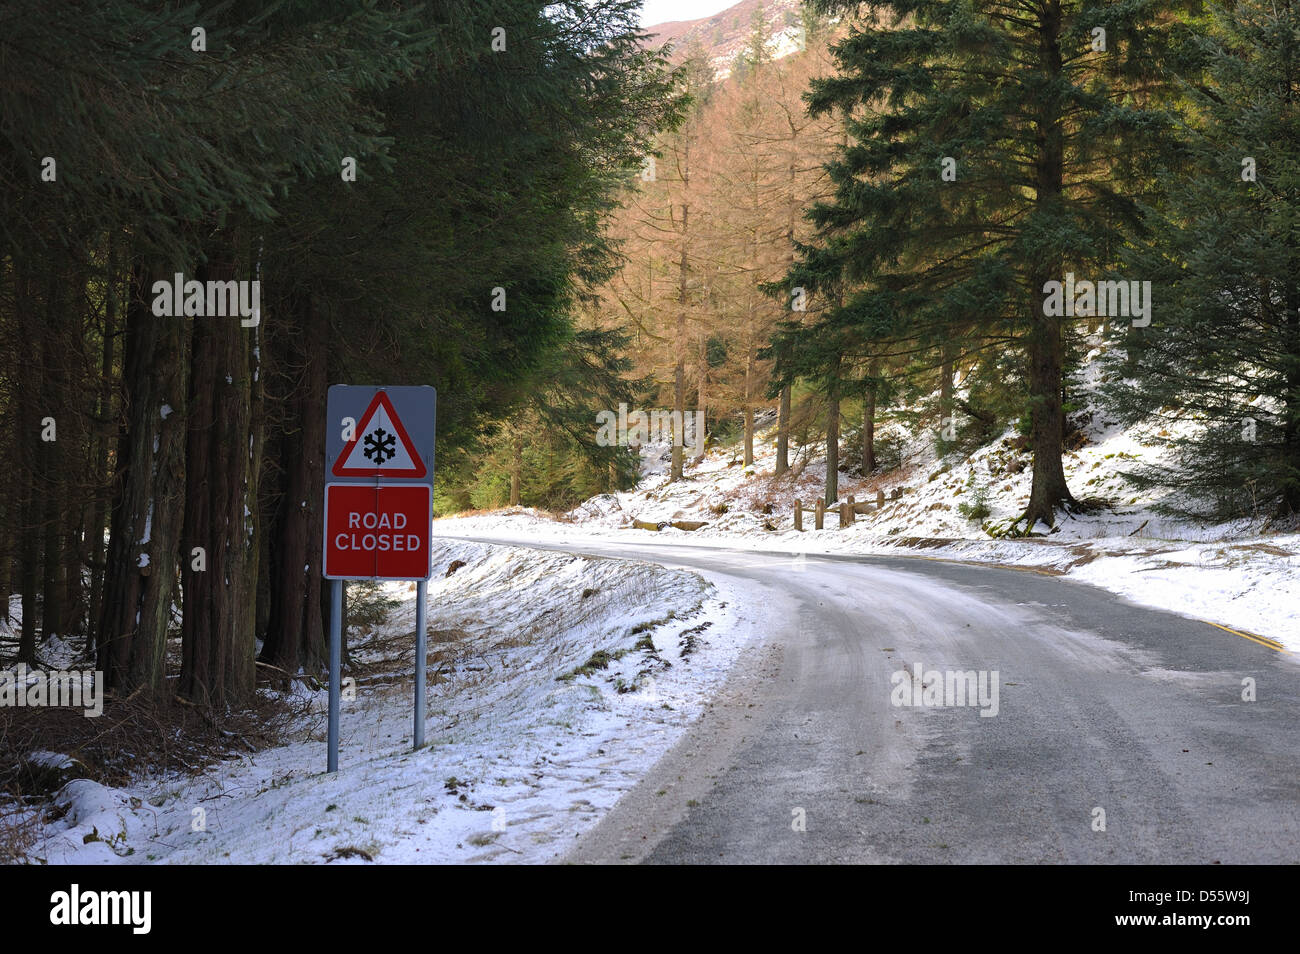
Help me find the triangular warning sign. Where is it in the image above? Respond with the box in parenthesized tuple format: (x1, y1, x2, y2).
(332, 391, 427, 478)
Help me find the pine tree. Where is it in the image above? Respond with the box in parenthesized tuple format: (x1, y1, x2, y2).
(1106, 0, 1300, 519)
(782, 0, 1193, 529)
(0, 1, 683, 706)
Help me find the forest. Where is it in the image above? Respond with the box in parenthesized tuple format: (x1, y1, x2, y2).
(2, 0, 1298, 710)
(0, 0, 678, 706)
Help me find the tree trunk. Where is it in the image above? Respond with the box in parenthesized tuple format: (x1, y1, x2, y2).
(862, 358, 878, 474)
(743, 406, 754, 468)
(14, 259, 40, 664)
(63, 512, 84, 638)
(775, 382, 791, 477)
(87, 236, 120, 658)
(1022, 5, 1074, 528)
(98, 259, 189, 693)
(1282, 274, 1300, 514)
(261, 289, 325, 675)
(0, 254, 8, 625)
(180, 245, 257, 706)
(939, 344, 955, 424)
(509, 428, 522, 506)
(743, 272, 756, 467)
(695, 332, 708, 463)
(1023, 309, 1074, 527)
(40, 269, 64, 639)
(64, 258, 93, 638)
(0, 494, 9, 627)
(672, 199, 689, 482)
(776, 155, 799, 478)
(825, 358, 841, 506)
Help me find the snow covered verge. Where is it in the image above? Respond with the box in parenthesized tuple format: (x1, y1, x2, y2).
(437, 380, 1300, 655)
(10, 539, 757, 864)
(440, 511, 1300, 655)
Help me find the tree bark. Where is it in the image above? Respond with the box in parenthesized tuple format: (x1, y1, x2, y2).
(0, 254, 8, 625)
(98, 259, 189, 693)
(262, 290, 326, 675)
(40, 268, 64, 638)
(695, 332, 708, 463)
(825, 357, 841, 506)
(775, 382, 791, 476)
(1023, 308, 1074, 527)
(743, 255, 756, 467)
(509, 427, 523, 506)
(743, 405, 754, 467)
(672, 197, 689, 482)
(180, 244, 257, 706)
(1022, 3, 1075, 528)
(14, 258, 40, 664)
(0, 494, 9, 627)
(939, 345, 954, 434)
(1282, 273, 1300, 514)
(88, 236, 120, 657)
(862, 358, 878, 474)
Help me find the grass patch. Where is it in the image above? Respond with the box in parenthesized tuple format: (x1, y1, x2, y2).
(557, 647, 631, 682)
(678, 621, 713, 659)
(323, 845, 375, 862)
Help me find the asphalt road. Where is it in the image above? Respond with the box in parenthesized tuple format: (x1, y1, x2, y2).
(453, 534, 1300, 863)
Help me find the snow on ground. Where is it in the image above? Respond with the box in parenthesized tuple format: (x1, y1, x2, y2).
(436, 358, 1300, 654)
(441, 507, 1300, 654)
(20, 539, 759, 864)
(12, 347, 1298, 863)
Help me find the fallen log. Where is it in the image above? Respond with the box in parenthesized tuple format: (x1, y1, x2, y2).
(670, 520, 708, 531)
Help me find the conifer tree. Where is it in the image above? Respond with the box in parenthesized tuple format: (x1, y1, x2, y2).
(1106, 0, 1300, 519)
(781, 0, 1193, 529)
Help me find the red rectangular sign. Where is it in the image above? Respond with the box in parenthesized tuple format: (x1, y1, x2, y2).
(323, 484, 432, 580)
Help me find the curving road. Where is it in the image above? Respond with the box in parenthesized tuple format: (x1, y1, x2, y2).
(451, 534, 1300, 864)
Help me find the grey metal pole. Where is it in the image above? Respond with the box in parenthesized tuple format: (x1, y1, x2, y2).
(414, 579, 427, 749)
(328, 579, 342, 773)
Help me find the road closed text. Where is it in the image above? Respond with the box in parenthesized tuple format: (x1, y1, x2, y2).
(334, 510, 421, 552)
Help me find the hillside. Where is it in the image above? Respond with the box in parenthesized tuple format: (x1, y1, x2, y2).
(643, 0, 808, 76)
(437, 342, 1300, 654)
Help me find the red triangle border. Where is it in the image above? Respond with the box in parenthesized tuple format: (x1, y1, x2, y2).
(331, 390, 427, 478)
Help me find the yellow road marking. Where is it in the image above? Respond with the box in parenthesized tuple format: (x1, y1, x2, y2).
(886, 552, 1063, 576)
(1203, 621, 1285, 652)
(870, 555, 1289, 652)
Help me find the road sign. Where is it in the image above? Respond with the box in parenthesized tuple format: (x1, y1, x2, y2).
(323, 484, 432, 580)
(332, 391, 425, 478)
(324, 386, 435, 581)
(326, 385, 436, 487)
(322, 384, 437, 772)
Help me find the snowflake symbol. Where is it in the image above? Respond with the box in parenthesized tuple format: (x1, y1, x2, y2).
(363, 428, 397, 465)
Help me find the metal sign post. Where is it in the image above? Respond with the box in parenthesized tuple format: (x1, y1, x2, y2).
(414, 580, 427, 749)
(328, 579, 342, 773)
(323, 385, 436, 773)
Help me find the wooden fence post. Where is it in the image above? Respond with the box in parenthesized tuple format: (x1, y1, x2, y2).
(876, 488, 886, 509)
(846, 495, 855, 526)
(814, 499, 824, 530)
(794, 500, 803, 532)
